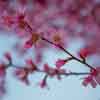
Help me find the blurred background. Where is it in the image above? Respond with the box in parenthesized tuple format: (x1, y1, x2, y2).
(0, 0, 100, 100)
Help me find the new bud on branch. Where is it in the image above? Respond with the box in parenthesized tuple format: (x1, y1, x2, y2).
(24, 33, 40, 48)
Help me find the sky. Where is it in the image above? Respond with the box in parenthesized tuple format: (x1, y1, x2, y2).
(0, 32, 100, 100)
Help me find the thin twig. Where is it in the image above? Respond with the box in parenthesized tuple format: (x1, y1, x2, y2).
(41, 37, 95, 70)
(8, 63, 90, 77)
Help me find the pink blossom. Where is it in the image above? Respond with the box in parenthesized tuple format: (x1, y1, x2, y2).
(82, 67, 100, 88)
(82, 76, 97, 88)
(43, 64, 56, 76)
(4, 52, 12, 62)
(43, 63, 66, 79)
(40, 79, 47, 88)
(24, 39, 33, 48)
(14, 68, 29, 85)
(55, 59, 67, 68)
(79, 47, 96, 59)
(0, 64, 6, 77)
(25, 59, 37, 73)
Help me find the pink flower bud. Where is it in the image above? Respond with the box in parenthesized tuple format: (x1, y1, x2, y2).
(14, 68, 29, 85)
(56, 59, 67, 68)
(24, 39, 33, 48)
(0, 64, 6, 77)
(40, 79, 47, 88)
(4, 52, 12, 62)
(26, 59, 37, 73)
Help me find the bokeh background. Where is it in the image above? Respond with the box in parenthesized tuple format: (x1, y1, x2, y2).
(0, 0, 100, 100)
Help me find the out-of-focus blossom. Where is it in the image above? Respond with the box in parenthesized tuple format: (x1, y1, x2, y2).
(56, 59, 67, 68)
(24, 33, 40, 48)
(82, 67, 100, 88)
(4, 52, 12, 63)
(0, 64, 6, 77)
(39, 78, 47, 88)
(25, 59, 37, 73)
(43, 63, 66, 78)
(14, 68, 30, 85)
(78, 47, 95, 59)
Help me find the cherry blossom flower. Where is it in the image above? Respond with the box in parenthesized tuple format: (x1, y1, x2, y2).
(82, 67, 100, 88)
(14, 68, 29, 85)
(91, 67, 100, 85)
(0, 78, 6, 97)
(79, 47, 95, 59)
(55, 57, 73, 69)
(2, 15, 14, 28)
(53, 34, 61, 44)
(4, 52, 12, 63)
(40, 78, 47, 88)
(25, 59, 37, 73)
(24, 38, 33, 48)
(24, 33, 40, 48)
(0, 64, 7, 97)
(17, 14, 26, 29)
(55, 59, 67, 68)
(31, 33, 40, 44)
(82, 75, 97, 88)
(0, 64, 6, 77)
(14, 59, 37, 85)
(43, 63, 66, 79)
(43, 64, 56, 77)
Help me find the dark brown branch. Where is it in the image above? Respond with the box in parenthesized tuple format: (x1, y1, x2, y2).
(10, 63, 90, 77)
